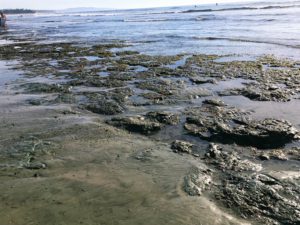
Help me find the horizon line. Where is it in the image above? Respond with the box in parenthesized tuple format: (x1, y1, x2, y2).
(1, 0, 259, 11)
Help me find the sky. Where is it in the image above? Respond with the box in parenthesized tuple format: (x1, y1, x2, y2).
(0, 0, 261, 10)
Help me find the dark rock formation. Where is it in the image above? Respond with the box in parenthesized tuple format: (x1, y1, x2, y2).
(185, 105, 299, 149)
(171, 140, 193, 154)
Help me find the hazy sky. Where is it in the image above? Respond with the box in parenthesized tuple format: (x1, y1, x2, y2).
(0, 0, 260, 10)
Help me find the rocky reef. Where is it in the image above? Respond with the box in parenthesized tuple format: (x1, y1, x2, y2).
(0, 38, 299, 225)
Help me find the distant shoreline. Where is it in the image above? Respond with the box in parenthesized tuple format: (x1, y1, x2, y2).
(0, 9, 35, 14)
(0, 9, 54, 14)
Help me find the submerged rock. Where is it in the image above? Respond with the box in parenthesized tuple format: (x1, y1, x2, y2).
(171, 140, 193, 154)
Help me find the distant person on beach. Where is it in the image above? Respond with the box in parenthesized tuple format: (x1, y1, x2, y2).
(0, 12, 7, 28)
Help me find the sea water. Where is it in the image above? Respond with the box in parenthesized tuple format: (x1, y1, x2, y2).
(1, 0, 300, 59)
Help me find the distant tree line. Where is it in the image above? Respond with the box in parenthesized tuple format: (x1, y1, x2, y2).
(0, 9, 36, 14)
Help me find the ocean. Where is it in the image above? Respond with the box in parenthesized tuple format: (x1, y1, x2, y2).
(2, 0, 300, 59)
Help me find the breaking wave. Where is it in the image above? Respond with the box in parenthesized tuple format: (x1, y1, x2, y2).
(181, 4, 300, 14)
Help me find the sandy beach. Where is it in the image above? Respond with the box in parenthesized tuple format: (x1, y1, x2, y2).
(0, 1, 300, 225)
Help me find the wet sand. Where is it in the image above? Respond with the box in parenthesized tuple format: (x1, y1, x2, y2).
(0, 80, 249, 225)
